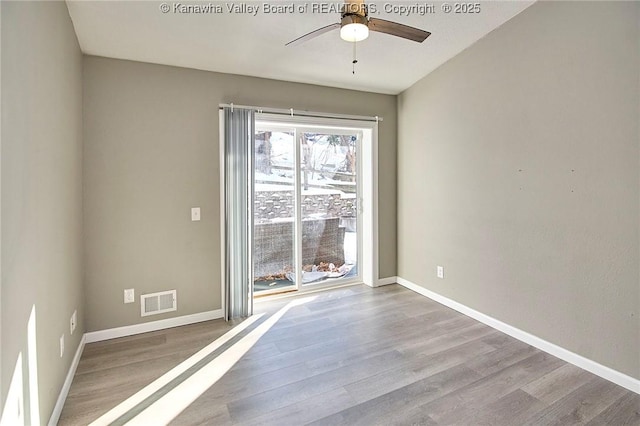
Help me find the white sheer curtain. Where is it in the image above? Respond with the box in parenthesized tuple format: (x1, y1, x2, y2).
(223, 106, 254, 320)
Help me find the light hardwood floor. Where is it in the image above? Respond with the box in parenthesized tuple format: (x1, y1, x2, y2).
(58, 284, 640, 425)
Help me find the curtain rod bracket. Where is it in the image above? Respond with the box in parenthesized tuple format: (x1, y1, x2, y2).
(290, 108, 294, 117)
(231, 103, 234, 113)
(375, 116, 379, 123)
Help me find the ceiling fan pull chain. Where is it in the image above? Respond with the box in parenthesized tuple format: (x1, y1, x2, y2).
(352, 40, 358, 74)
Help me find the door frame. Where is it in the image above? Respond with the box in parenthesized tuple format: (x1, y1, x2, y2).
(219, 111, 379, 313)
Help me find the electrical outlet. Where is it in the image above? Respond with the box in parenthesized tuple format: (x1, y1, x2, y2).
(70, 310, 77, 335)
(191, 207, 201, 221)
(59, 335, 65, 358)
(124, 288, 135, 304)
(437, 265, 444, 279)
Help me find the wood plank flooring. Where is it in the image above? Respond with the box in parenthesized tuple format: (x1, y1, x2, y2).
(58, 284, 640, 425)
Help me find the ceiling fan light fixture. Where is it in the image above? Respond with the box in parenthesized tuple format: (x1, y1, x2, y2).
(340, 22, 369, 42)
(340, 14, 369, 42)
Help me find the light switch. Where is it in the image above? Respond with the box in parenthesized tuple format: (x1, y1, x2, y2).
(191, 207, 201, 221)
(124, 288, 135, 304)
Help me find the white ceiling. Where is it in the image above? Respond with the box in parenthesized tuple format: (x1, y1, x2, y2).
(66, 0, 535, 95)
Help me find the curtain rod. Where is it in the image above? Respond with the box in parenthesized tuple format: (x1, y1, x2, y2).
(219, 103, 383, 123)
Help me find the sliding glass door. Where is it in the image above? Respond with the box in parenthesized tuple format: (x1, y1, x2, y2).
(253, 116, 362, 295)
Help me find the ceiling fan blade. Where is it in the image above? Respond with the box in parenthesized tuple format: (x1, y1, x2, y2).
(368, 18, 431, 42)
(286, 23, 340, 47)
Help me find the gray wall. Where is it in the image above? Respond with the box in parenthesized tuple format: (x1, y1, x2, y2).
(398, 1, 639, 379)
(1, 1, 84, 421)
(83, 56, 397, 331)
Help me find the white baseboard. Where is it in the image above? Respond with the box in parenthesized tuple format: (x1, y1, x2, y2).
(396, 277, 640, 395)
(84, 309, 224, 343)
(48, 334, 85, 426)
(375, 276, 397, 287)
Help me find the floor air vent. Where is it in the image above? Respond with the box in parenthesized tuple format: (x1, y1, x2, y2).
(141, 290, 177, 317)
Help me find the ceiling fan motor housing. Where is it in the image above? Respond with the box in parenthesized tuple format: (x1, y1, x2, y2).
(340, 14, 368, 28)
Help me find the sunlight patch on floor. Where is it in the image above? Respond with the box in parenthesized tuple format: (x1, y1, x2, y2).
(89, 296, 316, 426)
(125, 296, 316, 425)
(89, 313, 263, 425)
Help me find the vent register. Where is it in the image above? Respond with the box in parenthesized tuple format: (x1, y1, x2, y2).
(141, 290, 177, 317)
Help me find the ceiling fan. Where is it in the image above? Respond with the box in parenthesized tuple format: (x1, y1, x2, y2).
(285, 0, 431, 47)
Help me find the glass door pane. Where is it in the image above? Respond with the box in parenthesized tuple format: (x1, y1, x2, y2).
(298, 130, 359, 286)
(253, 117, 364, 296)
(253, 128, 297, 295)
